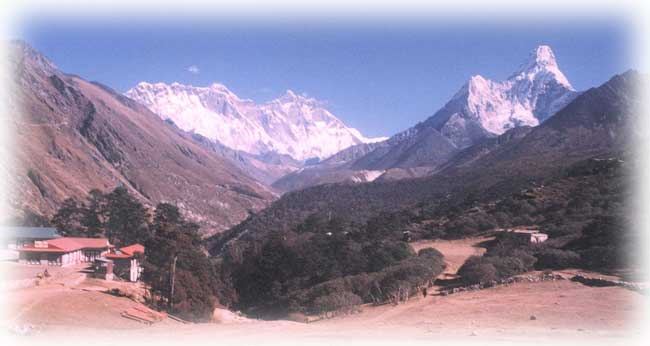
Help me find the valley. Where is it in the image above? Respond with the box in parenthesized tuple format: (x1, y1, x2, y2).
(2, 27, 645, 346)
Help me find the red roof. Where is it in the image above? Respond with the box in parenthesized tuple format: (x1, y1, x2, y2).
(17, 244, 66, 253)
(105, 243, 145, 259)
(18, 237, 113, 253)
(120, 244, 144, 256)
(48, 237, 113, 252)
(105, 253, 130, 259)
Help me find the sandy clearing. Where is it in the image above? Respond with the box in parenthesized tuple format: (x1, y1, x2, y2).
(13, 279, 643, 346)
(4, 281, 163, 331)
(317, 280, 641, 336)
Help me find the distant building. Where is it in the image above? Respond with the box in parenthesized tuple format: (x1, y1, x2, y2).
(530, 233, 549, 243)
(508, 229, 548, 244)
(11, 232, 145, 282)
(0, 227, 61, 250)
(16, 237, 113, 266)
(105, 244, 145, 282)
(0, 227, 61, 261)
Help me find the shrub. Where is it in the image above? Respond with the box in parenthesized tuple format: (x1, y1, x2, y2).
(417, 247, 444, 259)
(511, 249, 537, 269)
(424, 226, 446, 239)
(579, 246, 622, 270)
(313, 291, 363, 316)
(288, 248, 446, 314)
(568, 215, 629, 270)
(458, 256, 498, 284)
(458, 251, 536, 285)
(490, 256, 527, 278)
(535, 249, 581, 269)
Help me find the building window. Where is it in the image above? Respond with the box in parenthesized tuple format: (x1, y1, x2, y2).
(84, 250, 101, 262)
(48, 254, 61, 266)
(26, 253, 40, 265)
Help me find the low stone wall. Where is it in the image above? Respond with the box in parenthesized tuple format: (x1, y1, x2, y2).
(570, 274, 647, 293)
(439, 273, 564, 296)
(440, 272, 647, 296)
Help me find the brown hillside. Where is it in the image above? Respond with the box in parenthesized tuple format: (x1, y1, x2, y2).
(6, 42, 275, 236)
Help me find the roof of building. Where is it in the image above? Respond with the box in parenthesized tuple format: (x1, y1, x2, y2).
(510, 229, 541, 234)
(105, 243, 145, 259)
(0, 227, 61, 240)
(18, 237, 113, 253)
(104, 253, 130, 259)
(48, 237, 113, 251)
(16, 243, 67, 253)
(120, 244, 144, 256)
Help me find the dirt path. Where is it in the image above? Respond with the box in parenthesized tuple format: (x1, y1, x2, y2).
(410, 237, 491, 277)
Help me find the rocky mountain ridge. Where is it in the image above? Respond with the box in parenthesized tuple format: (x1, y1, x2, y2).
(126, 82, 386, 162)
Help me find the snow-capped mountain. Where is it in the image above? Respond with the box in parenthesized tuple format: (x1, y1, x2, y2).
(125, 83, 385, 161)
(272, 45, 580, 192)
(423, 45, 578, 147)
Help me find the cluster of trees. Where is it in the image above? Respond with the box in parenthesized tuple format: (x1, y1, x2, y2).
(289, 248, 445, 316)
(457, 214, 629, 285)
(51, 187, 149, 246)
(566, 214, 630, 270)
(221, 219, 445, 318)
(458, 233, 537, 284)
(51, 187, 225, 322)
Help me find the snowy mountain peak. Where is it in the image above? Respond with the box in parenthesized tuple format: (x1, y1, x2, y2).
(125, 82, 383, 161)
(208, 82, 237, 94)
(427, 45, 579, 148)
(515, 45, 559, 73)
(531, 45, 557, 67)
(283, 89, 297, 99)
(276, 89, 316, 105)
(510, 45, 573, 90)
(467, 75, 491, 92)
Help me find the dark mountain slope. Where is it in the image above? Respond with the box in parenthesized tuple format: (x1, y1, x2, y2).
(350, 127, 457, 170)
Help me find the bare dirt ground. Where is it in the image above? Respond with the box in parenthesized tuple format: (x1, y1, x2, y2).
(2, 264, 157, 331)
(316, 279, 641, 339)
(2, 237, 647, 345)
(0, 262, 84, 281)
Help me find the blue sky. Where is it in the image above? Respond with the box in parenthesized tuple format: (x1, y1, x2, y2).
(18, 18, 631, 138)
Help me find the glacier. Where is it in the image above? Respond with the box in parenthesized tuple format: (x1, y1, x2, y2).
(125, 83, 385, 161)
